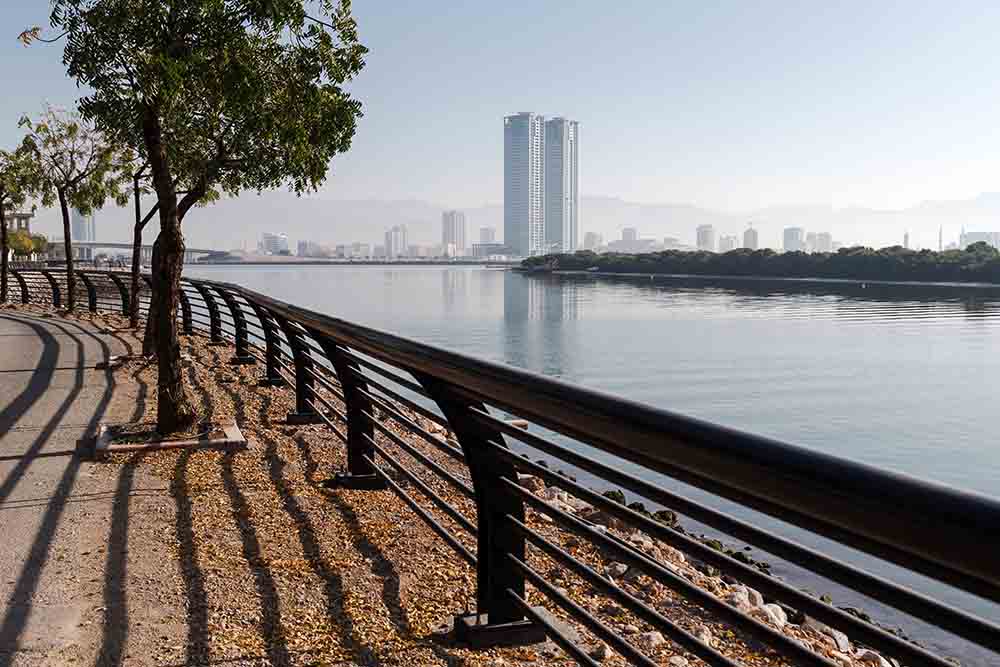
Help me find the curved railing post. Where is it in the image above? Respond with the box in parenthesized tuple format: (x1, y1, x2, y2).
(77, 272, 97, 312)
(246, 301, 284, 386)
(9, 269, 29, 305)
(108, 273, 130, 314)
(273, 314, 321, 424)
(214, 286, 255, 365)
(415, 375, 544, 647)
(192, 282, 222, 343)
(311, 336, 385, 490)
(177, 281, 193, 335)
(40, 270, 61, 308)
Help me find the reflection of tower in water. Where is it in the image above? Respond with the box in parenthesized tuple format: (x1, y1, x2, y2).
(503, 273, 579, 376)
(441, 269, 468, 313)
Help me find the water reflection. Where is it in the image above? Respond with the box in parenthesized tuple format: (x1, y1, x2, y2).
(502, 273, 580, 377)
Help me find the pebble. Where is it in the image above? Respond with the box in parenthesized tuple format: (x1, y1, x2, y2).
(587, 642, 610, 661)
(668, 657, 689, 667)
(856, 650, 893, 667)
(695, 624, 712, 645)
(517, 474, 545, 492)
(623, 624, 640, 635)
(606, 562, 628, 578)
(804, 616, 851, 652)
(636, 631, 665, 649)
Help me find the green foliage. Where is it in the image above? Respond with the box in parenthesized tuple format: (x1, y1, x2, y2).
(522, 245, 1000, 284)
(8, 230, 34, 256)
(30, 234, 49, 254)
(41, 0, 367, 207)
(0, 146, 41, 216)
(18, 106, 128, 213)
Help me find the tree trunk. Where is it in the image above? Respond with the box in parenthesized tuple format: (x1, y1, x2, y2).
(142, 235, 160, 356)
(1, 205, 8, 304)
(143, 108, 194, 434)
(130, 221, 144, 329)
(58, 189, 75, 311)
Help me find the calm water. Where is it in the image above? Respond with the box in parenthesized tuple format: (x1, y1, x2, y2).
(188, 265, 1000, 664)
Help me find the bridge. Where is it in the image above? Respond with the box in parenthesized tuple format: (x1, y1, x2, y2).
(56, 240, 218, 264)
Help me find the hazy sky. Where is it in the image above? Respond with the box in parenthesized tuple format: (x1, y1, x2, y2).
(2, 1, 1000, 214)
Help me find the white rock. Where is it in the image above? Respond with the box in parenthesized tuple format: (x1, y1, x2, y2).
(543, 487, 569, 503)
(804, 617, 851, 653)
(751, 604, 787, 628)
(622, 624, 640, 635)
(629, 531, 654, 550)
(695, 624, 712, 645)
(517, 474, 545, 492)
(636, 631, 665, 649)
(726, 586, 752, 612)
(745, 586, 764, 608)
(668, 657, 689, 667)
(607, 562, 629, 578)
(829, 651, 854, 667)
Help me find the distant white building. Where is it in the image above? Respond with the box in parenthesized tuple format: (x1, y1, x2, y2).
(384, 225, 408, 258)
(583, 231, 603, 250)
(442, 211, 467, 256)
(959, 230, 1000, 249)
(696, 225, 716, 252)
(622, 227, 638, 242)
(718, 235, 738, 252)
(743, 226, 759, 250)
(783, 227, 806, 252)
(480, 227, 496, 244)
(260, 232, 289, 255)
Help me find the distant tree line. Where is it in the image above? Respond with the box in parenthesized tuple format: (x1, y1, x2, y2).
(521, 243, 1000, 283)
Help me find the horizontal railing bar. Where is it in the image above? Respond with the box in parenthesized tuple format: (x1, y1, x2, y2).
(356, 386, 465, 463)
(510, 516, 753, 667)
(365, 435, 476, 535)
(487, 440, 973, 665)
(363, 410, 475, 499)
(303, 366, 346, 401)
(361, 454, 476, 566)
(506, 553, 659, 667)
(358, 374, 449, 430)
(338, 349, 430, 397)
(305, 390, 347, 424)
(302, 397, 348, 443)
(503, 479, 836, 667)
(469, 409, 1000, 654)
(505, 589, 602, 667)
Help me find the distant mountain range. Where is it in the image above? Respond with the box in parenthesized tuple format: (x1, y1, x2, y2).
(27, 191, 1000, 252)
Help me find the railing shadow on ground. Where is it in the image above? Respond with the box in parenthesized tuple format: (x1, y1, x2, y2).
(0, 313, 116, 667)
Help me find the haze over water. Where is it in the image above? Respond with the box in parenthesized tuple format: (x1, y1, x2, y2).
(189, 264, 1000, 665)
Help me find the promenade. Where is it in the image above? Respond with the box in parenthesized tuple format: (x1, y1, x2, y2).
(0, 308, 505, 667)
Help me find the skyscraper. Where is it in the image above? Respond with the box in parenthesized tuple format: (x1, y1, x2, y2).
(743, 225, 759, 250)
(544, 117, 580, 253)
(384, 225, 408, 258)
(622, 227, 638, 242)
(696, 225, 716, 251)
(816, 232, 833, 252)
(71, 208, 95, 243)
(442, 210, 467, 256)
(480, 227, 496, 244)
(718, 235, 738, 252)
(504, 112, 545, 257)
(784, 227, 806, 252)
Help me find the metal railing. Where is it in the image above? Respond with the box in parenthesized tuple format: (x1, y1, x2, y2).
(6, 267, 1000, 667)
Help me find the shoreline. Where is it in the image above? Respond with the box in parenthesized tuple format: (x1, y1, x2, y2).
(517, 268, 1000, 290)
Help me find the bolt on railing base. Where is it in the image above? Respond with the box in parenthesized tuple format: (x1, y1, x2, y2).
(321, 472, 387, 491)
(228, 355, 257, 366)
(452, 612, 546, 649)
(285, 412, 324, 425)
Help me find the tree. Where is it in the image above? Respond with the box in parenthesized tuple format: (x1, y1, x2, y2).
(8, 230, 34, 256)
(0, 147, 41, 302)
(30, 0, 367, 433)
(19, 107, 126, 311)
(30, 233, 49, 255)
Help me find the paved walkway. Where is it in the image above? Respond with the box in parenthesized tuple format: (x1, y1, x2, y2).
(0, 311, 169, 666)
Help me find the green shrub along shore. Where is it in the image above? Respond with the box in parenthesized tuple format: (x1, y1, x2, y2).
(521, 241, 1000, 284)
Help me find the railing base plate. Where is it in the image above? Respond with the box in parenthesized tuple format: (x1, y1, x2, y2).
(321, 472, 387, 491)
(285, 412, 324, 425)
(452, 612, 546, 648)
(229, 356, 257, 366)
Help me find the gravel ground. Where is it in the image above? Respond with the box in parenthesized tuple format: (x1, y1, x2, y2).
(3, 305, 909, 667)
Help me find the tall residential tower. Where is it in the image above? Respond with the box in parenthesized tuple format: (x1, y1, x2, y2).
(441, 210, 467, 257)
(504, 112, 580, 256)
(544, 117, 579, 253)
(504, 113, 546, 257)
